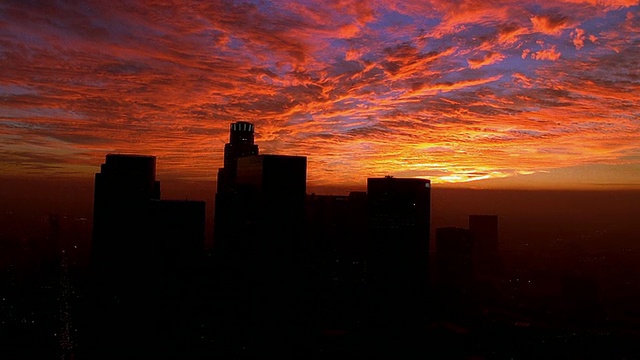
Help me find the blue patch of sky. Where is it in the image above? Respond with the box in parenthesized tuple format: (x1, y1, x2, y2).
(328, 115, 371, 130)
(326, 56, 364, 77)
(3, 28, 54, 55)
(224, 35, 245, 51)
(0, 120, 50, 130)
(370, 9, 415, 31)
(0, 85, 39, 96)
(364, 10, 428, 49)
(1, 108, 85, 120)
(487, 54, 534, 80)
(247, 0, 277, 13)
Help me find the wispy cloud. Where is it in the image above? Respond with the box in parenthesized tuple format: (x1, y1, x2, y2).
(0, 0, 638, 187)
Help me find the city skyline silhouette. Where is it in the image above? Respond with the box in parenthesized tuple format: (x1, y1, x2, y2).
(2, 121, 638, 358)
(1, 1, 639, 358)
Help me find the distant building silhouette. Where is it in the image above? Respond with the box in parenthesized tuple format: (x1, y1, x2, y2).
(214, 121, 259, 249)
(210, 123, 445, 356)
(216, 121, 259, 194)
(366, 176, 431, 287)
(92, 154, 205, 280)
(213, 151, 310, 357)
(148, 199, 206, 278)
(364, 176, 431, 356)
(90, 154, 205, 358)
(91, 154, 160, 282)
(304, 192, 368, 336)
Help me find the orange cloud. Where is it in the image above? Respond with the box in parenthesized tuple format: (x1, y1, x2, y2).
(572, 28, 586, 49)
(0, 0, 638, 190)
(468, 52, 506, 69)
(530, 46, 562, 61)
(531, 14, 574, 35)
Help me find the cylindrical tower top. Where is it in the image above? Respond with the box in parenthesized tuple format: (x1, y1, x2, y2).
(230, 121, 255, 144)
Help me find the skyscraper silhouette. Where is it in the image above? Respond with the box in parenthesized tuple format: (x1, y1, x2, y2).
(366, 176, 431, 287)
(91, 154, 160, 282)
(227, 154, 310, 357)
(214, 121, 259, 249)
(89, 154, 206, 359)
(216, 121, 259, 194)
(365, 176, 431, 357)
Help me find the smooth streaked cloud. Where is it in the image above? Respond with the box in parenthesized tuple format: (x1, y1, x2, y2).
(0, 0, 638, 188)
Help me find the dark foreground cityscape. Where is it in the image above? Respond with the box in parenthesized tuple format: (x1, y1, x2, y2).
(2, 122, 640, 359)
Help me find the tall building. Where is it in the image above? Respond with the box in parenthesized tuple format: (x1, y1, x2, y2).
(304, 192, 368, 338)
(92, 153, 206, 280)
(217, 154, 308, 256)
(90, 154, 206, 358)
(91, 154, 160, 279)
(214, 121, 259, 249)
(365, 176, 431, 357)
(366, 176, 431, 285)
(216, 121, 259, 194)
(214, 153, 310, 357)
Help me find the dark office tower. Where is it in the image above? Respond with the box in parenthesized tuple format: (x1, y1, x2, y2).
(304, 192, 368, 338)
(148, 200, 206, 277)
(89, 154, 206, 359)
(222, 154, 308, 357)
(214, 122, 259, 249)
(90, 154, 161, 358)
(233, 154, 307, 261)
(367, 176, 431, 283)
(217, 154, 307, 254)
(365, 176, 431, 357)
(91, 154, 160, 279)
(216, 121, 259, 194)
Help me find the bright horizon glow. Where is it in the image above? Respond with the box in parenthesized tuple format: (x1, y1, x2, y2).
(1, 1, 639, 190)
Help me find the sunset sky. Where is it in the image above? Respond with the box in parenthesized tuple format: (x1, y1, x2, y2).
(1, 0, 639, 190)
